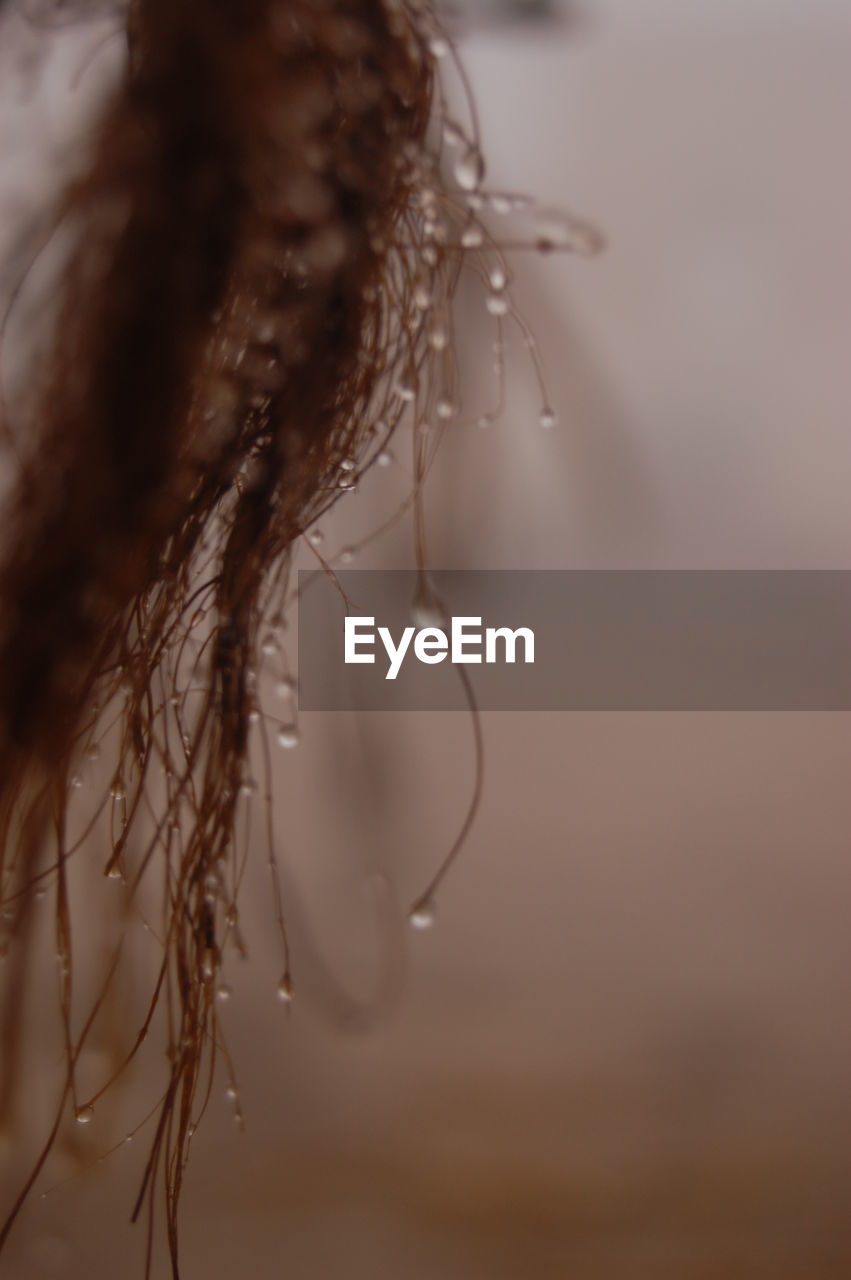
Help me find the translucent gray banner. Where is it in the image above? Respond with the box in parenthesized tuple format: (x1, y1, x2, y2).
(297, 571, 851, 710)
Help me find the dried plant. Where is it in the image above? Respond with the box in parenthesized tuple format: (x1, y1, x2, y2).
(0, 1, 600, 1272)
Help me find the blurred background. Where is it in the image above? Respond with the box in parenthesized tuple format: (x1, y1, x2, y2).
(1, 1, 851, 1276)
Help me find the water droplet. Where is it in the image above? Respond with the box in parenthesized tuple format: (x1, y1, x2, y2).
(339, 458, 356, 473)
(217, 984, 232, 1003)
(339, 547, 356, 565)
(485, 292, 510, 317)
(427, 318, 449, 351)
(69, 774, 82, 790)
(277, 973, 294, 1004)
(308, 528, 324, 547)
(248, 707, 261, 725)
(86, 743, 101, 762)
(477, 415, 492, 430)
(461, 224, 484, 250)
(429, 34, 449, 58)
(539, 407, 558, 430)
(377, 449, 394, 467)
(200, 947, 217, 982)
(225, 905, 238, 928)
(106, 863, 123, 881)
(534, 209, 605, 257)
(411, 578, 446, 628)
(276, 726, 300, 750)
(489, 264, 507, 291)
(426, 213, 449, 245)
(489, 192, 512, 216)
(436, 397, 457, 421)
(454, 144, 485, 193)
(260, 633, 279, 656)
(276, 675, 296, 698)
(225, 1082, 239, 1100)
(413, 275, 432, 311)
(442, 118, 464, 147)
(75, 1105, 94, 1126)
(409, 899, 436, 931)
(109, 777, 126, 801)
(239, 777, 258, 797)
(395, 374, 416, 403)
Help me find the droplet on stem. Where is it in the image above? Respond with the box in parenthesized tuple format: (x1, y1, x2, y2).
(276, 726, 300, 750)
(442, 118, 464, 147)
(534, 209, 605, 257)
(395, 367, 417, 402)
(427, 317, 449, 351)
(409, 899, 437, 931)
(200, 947, 217, 982)
(411, 577, 446, 629)
(413, 274, 432, 311)
(454, 144, 485, 193)
(488, 264, 507, 291)
(75, 1105, 94, 1126)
